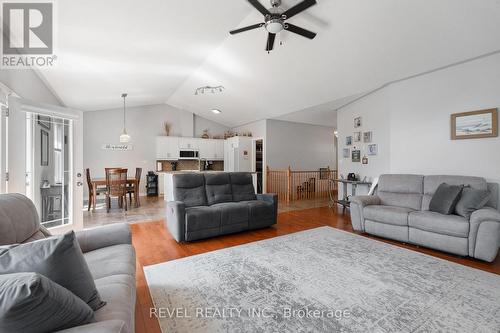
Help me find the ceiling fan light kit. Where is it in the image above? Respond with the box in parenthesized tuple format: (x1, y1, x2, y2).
(229, 0, 318, 52)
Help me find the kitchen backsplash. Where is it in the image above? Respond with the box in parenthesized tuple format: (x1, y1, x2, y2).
(157, 160, 224, 172)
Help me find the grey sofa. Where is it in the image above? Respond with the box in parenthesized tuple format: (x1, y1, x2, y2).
(166, 172, 278, 242)
(350, 174, 500, 262)
(0, 193, 136, 333)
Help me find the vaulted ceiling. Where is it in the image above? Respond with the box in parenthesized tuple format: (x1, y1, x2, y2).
(38, 0, 500, 127)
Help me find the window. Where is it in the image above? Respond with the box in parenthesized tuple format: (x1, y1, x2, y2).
(54, 122, 63, 184)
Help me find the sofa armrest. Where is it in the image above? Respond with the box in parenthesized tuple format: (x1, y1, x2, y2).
(468, 207, 500, 262)
(166, 201, 186, 242)
(76, 224, 132, 253)
(257, 193, 278, 221)
(349, 195, 381, 232)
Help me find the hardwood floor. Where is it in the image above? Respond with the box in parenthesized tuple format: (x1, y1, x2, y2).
(131, 206, 500, 333)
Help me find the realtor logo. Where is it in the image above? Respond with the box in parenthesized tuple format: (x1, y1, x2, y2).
(1, 1, 56, 68)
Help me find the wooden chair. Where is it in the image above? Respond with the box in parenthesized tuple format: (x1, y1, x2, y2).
(86, 168, 106, 211)
(105, 168, 128, 213)
(127, 167, 142, 207)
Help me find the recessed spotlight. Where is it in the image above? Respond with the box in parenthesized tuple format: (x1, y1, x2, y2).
(211, 109, 222, 114)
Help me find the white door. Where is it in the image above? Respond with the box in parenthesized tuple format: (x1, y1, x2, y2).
(5, 97, 84, 234)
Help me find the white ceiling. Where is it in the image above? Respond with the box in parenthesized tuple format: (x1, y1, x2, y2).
(39, 0, 500, 127)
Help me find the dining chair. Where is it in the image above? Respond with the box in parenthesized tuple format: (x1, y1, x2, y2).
(86, 168, 106, 211)
(105, 168, 128, 213)
(127, 167, 142, 207)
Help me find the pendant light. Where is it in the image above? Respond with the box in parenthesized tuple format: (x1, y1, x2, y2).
(119, 93, 130, 143)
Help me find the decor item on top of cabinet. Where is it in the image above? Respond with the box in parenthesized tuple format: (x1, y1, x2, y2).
(354, 131, 361, 142)
(354, 116, 362, 128)
(342, 148, 350, 158)
(363, 131, 372, 143)
(224, 131, 235, 139)
(163, 122, 172, 136)
(367, 144, 378, 156)
(451, 108, 498, 140)
(201, 129, 210, 139)
(352, 150, 361, 163)
(346, 136, 352, 146)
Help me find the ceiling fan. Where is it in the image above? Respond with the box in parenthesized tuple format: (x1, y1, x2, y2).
(230, 0, 317, 52)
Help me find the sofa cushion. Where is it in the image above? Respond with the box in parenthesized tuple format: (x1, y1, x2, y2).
(408, 211, 469, 237)
(0, 231, 105, 311)
(94, 274, 135, 333)
(454, 188, 491, 220)
(240, 200, 275, 228)
(204, 173, 233, 205)
(84, 244, 135, 280)
(211, 202, 249, 226)
(422, 175, 487, 211)
(0, 272, 95, 333)
(429, 183, 464, 215)
(172, 173, 207, 207)
(363, 205, 415, 226)
(377, 174, 424, 210)
(185, 206, 221, 232)
(230, 173, 256, 202)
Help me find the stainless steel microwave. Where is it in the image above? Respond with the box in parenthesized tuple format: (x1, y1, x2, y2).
(179, 149, 199, 160)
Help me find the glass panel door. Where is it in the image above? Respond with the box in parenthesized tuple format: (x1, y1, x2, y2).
(25, 113, 73, 228)
(6, 96, 84, 233)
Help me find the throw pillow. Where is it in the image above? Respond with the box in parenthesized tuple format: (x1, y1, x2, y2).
(0, 231, 106, 310)
(0, 272, 94, 333)
(455, 187, 491, 219)
(429, 183, 464, 215)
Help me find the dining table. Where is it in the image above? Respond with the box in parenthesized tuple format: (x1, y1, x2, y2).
(90, 177, 140, 211)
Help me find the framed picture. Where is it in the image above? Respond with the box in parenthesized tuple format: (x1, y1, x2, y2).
(38, 115, 51, 130)
(41, 130, 49, 166)
(363, 131, 372, 143)
(354, 117, 362, 128)
(352, 150, 361, 162)
(367, 144, 378, 156)
(342, 148, 350, 158)
(354, 131, 361, 142)
(362, 156, 368, 165)
(346, 136, 352, 146)
(451, 108, 498, 140)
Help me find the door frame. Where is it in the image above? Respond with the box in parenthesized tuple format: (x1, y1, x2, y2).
(6, 96, 84, 234)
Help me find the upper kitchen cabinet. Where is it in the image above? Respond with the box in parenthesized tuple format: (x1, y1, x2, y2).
(198, 139, 224, 160)
(179, 137, 199, 150)
(156, 136, 179, 160)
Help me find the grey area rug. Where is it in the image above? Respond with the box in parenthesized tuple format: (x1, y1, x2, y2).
(144, 227, 500, 333)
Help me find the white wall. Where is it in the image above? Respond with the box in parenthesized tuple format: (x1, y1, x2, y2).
(0, 69, 61, 105)
(337, 53, 500, 204)
(83, 103, 228, 194)
(266, 119, 336, 170)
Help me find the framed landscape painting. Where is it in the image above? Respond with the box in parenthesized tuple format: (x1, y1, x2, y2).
(451, 109, 498, 140)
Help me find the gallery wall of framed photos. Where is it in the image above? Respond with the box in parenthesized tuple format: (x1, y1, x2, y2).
(343, 116, 378, 166)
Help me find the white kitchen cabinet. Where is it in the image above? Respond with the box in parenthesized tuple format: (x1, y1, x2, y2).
(214, 140, 224, 160)
(179, 137, 199, 150)
(158, 173, 165, 195)
(156, 137, 179, 160)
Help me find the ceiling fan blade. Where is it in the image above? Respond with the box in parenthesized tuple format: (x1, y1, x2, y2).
(285, 23, 316, 39)
(283, 0, 317, 19)
(247, 0, 271, 16)
(230, 23, 263, 35)
(266, 33, 276, 51)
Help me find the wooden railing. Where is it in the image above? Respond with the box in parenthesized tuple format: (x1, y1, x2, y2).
(266, 166, 338, 203)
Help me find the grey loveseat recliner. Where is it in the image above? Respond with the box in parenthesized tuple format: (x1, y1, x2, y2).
(0, 193, 136, 333)
(350, 174, 500, 262)
(166, 172, 278, 242)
